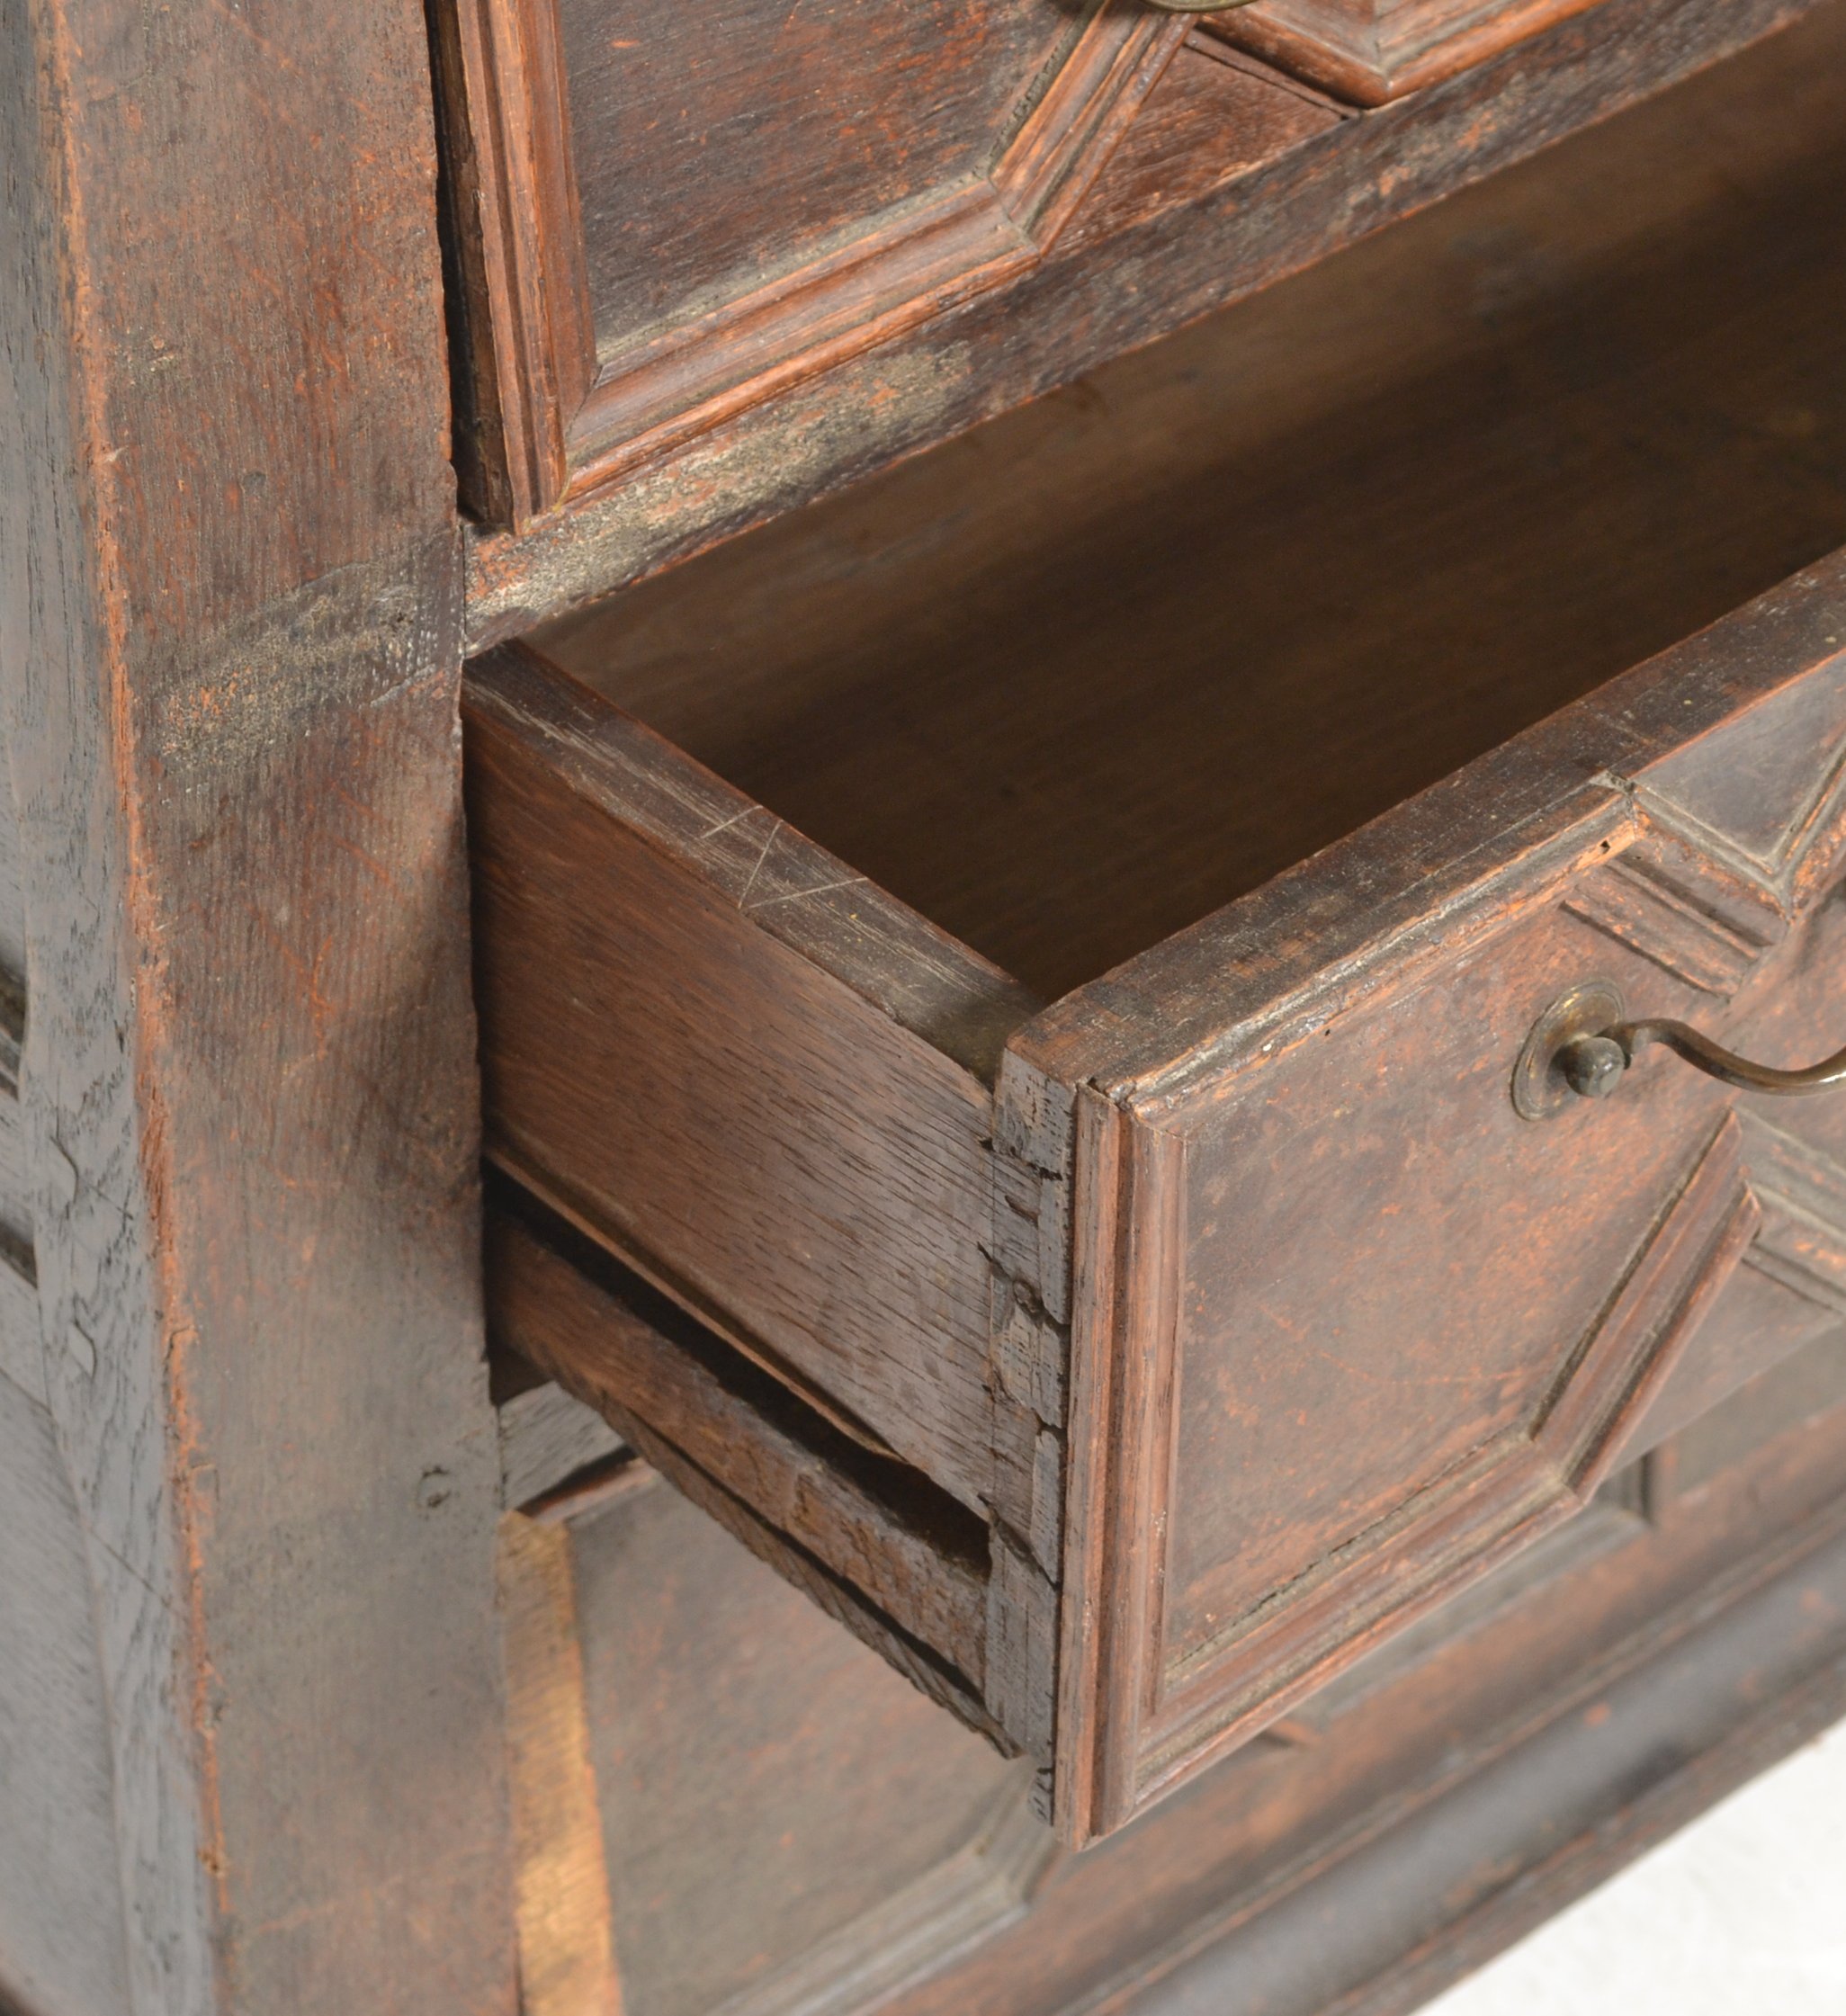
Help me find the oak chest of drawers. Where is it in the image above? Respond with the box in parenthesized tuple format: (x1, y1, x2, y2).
(5, 0, 1846, 2012)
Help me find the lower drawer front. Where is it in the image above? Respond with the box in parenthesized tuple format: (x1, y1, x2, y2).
(468, 40, 1846, 1846)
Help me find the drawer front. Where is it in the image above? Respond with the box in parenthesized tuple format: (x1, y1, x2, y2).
(1197, 0, 1606, 106)
(433, 0, 1187, 524)
(1019, 559, 1846, 1837)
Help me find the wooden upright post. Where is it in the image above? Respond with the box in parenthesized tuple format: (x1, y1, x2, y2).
(0, 0, 519, 2009)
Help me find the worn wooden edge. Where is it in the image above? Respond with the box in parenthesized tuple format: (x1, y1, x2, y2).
(522, 1447, 660, 1528)
(426, 0, 519, 524)
(432, 0, 593, 523)
(555, 0, 1185, 510)
(1051, 1088, 1130, 1845)
(496, 1512, 623, 2016)
(462, 0, 1831, 644)
(1202, 0, 1611, 108)
(991, 7, 1192, 244)
(1048, 1095, 1203, 1845)
(1014, 550, 1846, 1112)
(464, 641, 1038, 1083)
(484, 1185, 994, 1689)
(557, 193, 1038, 513)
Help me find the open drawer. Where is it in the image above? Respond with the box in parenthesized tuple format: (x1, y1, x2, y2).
(465, 44, 1846, 1846)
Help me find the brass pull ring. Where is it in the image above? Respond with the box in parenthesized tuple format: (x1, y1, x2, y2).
(1513, 981, 1846, 1121)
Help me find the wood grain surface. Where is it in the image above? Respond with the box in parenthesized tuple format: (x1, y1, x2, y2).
(517, 1358, 1846, 2016)
(1030, 557, 1846, 1840)
(435, 0, 1187, 521)
(467, 644, 1024, 1509)
(487, 1194, 991, 1689)
(0, 0, 517, 2006)
(566, 1474, 1036, 2016)
(541, 26, 1846, 998)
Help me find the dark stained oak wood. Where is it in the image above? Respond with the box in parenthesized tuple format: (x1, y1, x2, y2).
(0, 0, 517, 2006)
(474, 436, 1846, 1847)
(556, 1467, 1039, 2016)
(470, 31, 1846, 1841)
(1029, 564, 1846, 1836)
(539, 20, 1846, 999)
(9, 0, 1846, 2000)
(492, 1351, 1846, 2016)
(486, 1189, 994, 1696)
(465, 642, 1028, 1507)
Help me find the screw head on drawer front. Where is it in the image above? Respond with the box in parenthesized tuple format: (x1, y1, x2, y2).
(1512, 981, 1629, 1122)
(1560, 1034, 1631, 1101)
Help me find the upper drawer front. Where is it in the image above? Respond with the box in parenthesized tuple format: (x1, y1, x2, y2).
(434, 0, 1187, 524)
(444, 0, 1835, 647)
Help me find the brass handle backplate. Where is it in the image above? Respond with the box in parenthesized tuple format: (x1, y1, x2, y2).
(1513, 981, 1846, 1122)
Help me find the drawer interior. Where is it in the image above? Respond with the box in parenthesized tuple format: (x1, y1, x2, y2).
(535, 17, 1846, 1003)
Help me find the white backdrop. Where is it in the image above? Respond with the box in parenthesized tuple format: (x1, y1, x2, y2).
(1428, 1716, 1846, 2013)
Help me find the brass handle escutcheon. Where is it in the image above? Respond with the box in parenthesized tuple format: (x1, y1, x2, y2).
(1513, 981, 1846, 1122)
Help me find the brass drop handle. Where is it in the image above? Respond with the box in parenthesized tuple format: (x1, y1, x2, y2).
(1144, 0, 1261, 12)
(1561, 1018, 1846, 1099)
(1514, 981, 1846, 1121)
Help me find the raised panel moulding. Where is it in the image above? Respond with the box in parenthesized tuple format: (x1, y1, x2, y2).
(438, 0, 1191, 524)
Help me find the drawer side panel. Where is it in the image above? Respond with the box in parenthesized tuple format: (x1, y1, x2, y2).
(466, 652, 1008, 1513)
